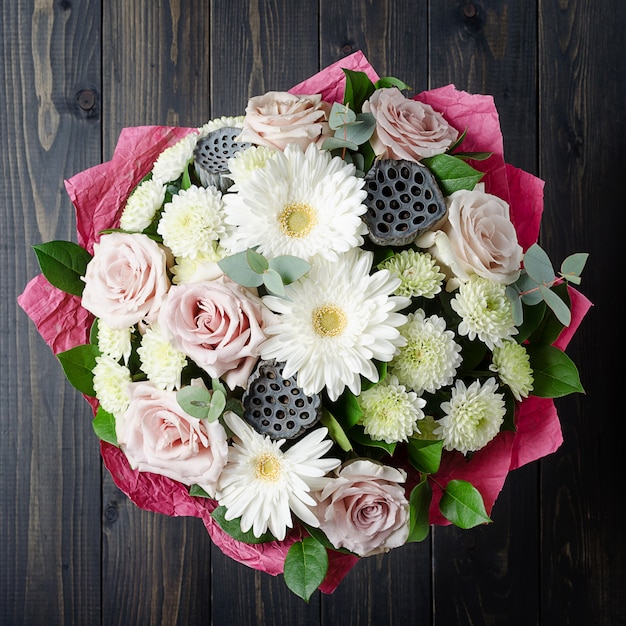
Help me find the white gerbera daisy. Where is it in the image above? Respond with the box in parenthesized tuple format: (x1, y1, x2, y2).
(96, 320, 132, 364)
(227, 145, 277, 186)
(93, 355, 132, 416)
(379, 249, 445, 299)
(434, 377, 506, 454)
(151, 131, 199, 184)
(221, 143, 367, 262)
(216, 412, 340, 540)
(119, 178, 166, 232)
(260, 248, 409, 401)
(391, 309, 462, 394)
(357, 375, 426, 443)
(137, 324, 187, 391)
(157, 185, 225, 260)
(489, 339, 534, 401)
(451, 275, 518, 350)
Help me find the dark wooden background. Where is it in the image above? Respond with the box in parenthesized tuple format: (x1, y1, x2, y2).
(2, 1, 624, 624)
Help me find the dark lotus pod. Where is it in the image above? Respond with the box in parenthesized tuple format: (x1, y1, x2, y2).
(193, 127, 252, 193)
(362, 159, 447, 246)
(242, 359, 322, 440)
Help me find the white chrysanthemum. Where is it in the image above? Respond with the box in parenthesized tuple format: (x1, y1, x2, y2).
(358, 375, 426, 443)
(451, 275, 518, 350)
(221, 143, 368, 262)
(226, 145, 277, 186)
(97, 321, 132, 364)
(137, 324, 187, 391)
(489, 339, 534, 401)
(216, 412, 340, 540)
(379, 249, 445, 299)
(198, 115, 245, 138)
(434, 377, 506, 454)
(171, 248, 227, 284)
(93, 355, 132, 416)
(157, 185, 226, 260)
(391, 309, 462, 394)
(119, 178, 166, 232)
(260, 248, 409, 401)
(151, 131, 199, 184)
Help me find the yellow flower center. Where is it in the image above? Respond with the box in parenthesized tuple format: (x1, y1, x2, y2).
(312, 305, 347, 337)
(254, 452, 282, 482)
(278, 202, 317, 238)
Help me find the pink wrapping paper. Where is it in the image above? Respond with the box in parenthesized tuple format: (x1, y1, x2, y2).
(18, 51, 591, 590)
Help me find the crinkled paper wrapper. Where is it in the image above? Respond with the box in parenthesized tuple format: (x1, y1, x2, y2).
(18, 51, 592, 592)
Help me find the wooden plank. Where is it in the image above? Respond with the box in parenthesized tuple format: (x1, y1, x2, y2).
(0, 1, 102, 625)
(538, 0, 626, 623)
(428, 2, 541, 624)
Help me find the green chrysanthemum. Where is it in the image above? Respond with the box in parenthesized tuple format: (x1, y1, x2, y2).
(137, 324, 187, 391)
(379, 249, 445, 299)
(92, 355, 132, 417)
(96, 321, 132, 364)
(489, 339, 534, 401)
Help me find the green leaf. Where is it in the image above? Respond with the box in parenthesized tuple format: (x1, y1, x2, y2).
(57, 344, 100, 396)
(406, 437, 443, 474)
(349, 425, 396, 456)
(33, 241, 93, 297)
(189, 484, 211, 498)
(450, 151, 493, 161)
(407, 475, 432, 542)
(269, 255, 310, 284)
(283, 537, 328, 602)
(93, 406, 118, 446)
(527, 344, 584, 397)
(211, 506, 276, 543)
(439, 479, 492, 529)
(263, 268, 286, 297)
(328, 102, 356, 129)
(514, 300, 547, 343)
(218, 250, 264, 288)
(539, 284, 571, 326)
(176, 385, 213, 419)
(246, 247, 269, 274)
(181, 165, 192, 190)
(333, 390, 363, 429)
(523, 244, 555, 285)
(342, 68, 376, 112)
(375, 76, 411, 91)
(560, 252, 588, 280)
(320, 409, 353, 452)
(421, 153, 484, 195)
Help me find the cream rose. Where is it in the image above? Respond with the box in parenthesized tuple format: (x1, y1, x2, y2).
(238, 91, 332, 151)
(81, 232, 170, 329)
(314, 459, 410, 557)
(116, 381, 228, 496)
(363, 87, 459, 161)
(157, 277, 270, 389)
(416, 186, 523, 289)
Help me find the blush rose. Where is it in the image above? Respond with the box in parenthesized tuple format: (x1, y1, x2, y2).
(363, 87, 459, 161)
(238, 91, 332, 151)
(314, 459, 410, 557)
(157, 277, 271, 389)
(116, 380, 228, 496)
(416, 186, 523, 289)
(81, 232, 170, 329)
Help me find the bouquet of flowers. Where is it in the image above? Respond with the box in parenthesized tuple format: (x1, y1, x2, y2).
(19, 52, 591, 601)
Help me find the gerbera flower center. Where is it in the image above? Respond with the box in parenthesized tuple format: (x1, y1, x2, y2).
(254, 452, 282, 482)
(279, 202, 317, 238)
(312, 304, 347, 337)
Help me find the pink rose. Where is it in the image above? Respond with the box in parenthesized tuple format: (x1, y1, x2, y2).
(238, 91, 332, 151)
(81, 232, 170, 329)
(158, 277, 270, 389)
(417, 186, 523, 288)
(314, 459, 410, 557)
(363, 87, 459, 161)
(116, 381, 229, 496)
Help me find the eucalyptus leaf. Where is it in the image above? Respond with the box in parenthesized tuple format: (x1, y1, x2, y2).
(407, 475, 432, 542)
(421, 153, 484, 195)
(283, 537, 328, 603)
(406, 437, 443, 474)
(523, 244, 555, 285)
(93, 406, 118, 446)
(246, 247, 269, 274)
(515, 271, 544, 306)
(539, 285, 571, 326)
(33, 240, 93, 297)
(320, 409, 353, 452)
(439, 479, 491, 529)
(218, 251, 264, 288)
(328, 102, 356, 129)
(269, 255, 310, 284)
(57, 344, 100, 396)
(507, 284, 524, 325)
(342, 113, 376, 145)
(526, 344, 584, 397)
(207, 389, 226, 422)
(176, 385, 212, 419)
(560, 252, 588, 282)
(263, 268, 286, 297)
(211, 506, 275, 544)
(321, 136, 359, 152)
